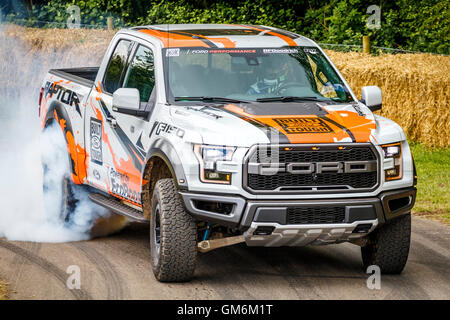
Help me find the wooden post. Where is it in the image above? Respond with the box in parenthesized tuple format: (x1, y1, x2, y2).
(363, 36, 371, 54)
(107, 17, 114, 30)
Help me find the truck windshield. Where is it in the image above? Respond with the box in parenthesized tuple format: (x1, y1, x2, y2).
(164, 47, 353, 104)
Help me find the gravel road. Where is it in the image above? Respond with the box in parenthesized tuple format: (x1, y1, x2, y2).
(0, 216, 448, 300)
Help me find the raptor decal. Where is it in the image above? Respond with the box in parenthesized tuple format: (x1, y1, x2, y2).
(44, 81, 82, 117)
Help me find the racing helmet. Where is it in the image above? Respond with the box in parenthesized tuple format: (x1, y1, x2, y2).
(262, 54, 288, 82)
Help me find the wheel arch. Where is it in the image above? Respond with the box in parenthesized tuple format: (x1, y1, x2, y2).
(141, 139, 188, 219)
(43, 101, 86, 184)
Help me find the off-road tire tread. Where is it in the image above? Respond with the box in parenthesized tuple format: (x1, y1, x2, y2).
(151, 178, 197, 282)
(361, 213, 411, 274)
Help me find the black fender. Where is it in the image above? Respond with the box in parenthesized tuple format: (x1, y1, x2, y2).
(146, 138, 188, 190)
(44, 101, 74, 133)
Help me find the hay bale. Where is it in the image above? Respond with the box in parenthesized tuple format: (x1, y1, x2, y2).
(0, 25, 114, 99)
(326, 50, 450, 148)
(2, 26, 448, 147)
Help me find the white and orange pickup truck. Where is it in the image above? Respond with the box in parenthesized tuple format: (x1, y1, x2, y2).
(39, 24, 417, 282)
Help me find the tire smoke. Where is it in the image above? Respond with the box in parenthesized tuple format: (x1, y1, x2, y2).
(0, 25, 124, 242)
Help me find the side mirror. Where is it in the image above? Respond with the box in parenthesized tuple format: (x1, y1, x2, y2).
(361, 86, 382, 112)
(112, 88, 148, 117)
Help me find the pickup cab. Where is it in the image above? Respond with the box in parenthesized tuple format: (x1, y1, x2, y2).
(39, 24, 417, 282)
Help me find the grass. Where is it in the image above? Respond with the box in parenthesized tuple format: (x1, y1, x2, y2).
(0, 279, 7, 300)
(410, 143, 450, 224)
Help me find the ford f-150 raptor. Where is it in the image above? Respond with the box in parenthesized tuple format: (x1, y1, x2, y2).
(39, 24, 417, 282)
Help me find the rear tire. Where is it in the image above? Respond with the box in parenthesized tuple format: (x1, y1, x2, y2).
(42, 121, 128, 237)
(59, 176, 78, 223)
(42, 122, 78, 224)
(361, 213, 411, 274)
(150, 178, 197, 282)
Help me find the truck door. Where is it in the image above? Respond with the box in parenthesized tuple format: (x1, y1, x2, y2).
(86, 39, 157, 206)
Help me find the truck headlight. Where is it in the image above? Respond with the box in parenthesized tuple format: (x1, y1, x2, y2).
(382, 142, 402, 181)
(194, 144, 236, 184)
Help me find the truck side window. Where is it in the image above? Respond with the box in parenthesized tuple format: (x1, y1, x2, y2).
(103, 40, 132, 93)
(123, 45, 155, 103)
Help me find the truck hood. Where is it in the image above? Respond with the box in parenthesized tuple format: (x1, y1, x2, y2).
(170, 102, 378, 146)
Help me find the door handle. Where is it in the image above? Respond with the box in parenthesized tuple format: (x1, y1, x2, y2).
(106, 116, 117, 128)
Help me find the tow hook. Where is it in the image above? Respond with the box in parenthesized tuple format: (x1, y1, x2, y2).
(197, 235, 245, 253)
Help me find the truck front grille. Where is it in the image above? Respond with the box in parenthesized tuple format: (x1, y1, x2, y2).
(287, 207, 346, 224)
(248, 171, 377, 190)
(244, 144, 379, 194)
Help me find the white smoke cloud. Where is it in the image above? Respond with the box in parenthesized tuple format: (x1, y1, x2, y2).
(0, 25, 124, 242)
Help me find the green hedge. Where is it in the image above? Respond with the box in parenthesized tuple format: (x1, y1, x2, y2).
(1, 0, 448, 54)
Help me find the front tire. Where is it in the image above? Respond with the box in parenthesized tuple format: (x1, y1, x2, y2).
(150, 178, 197, 282)
(361, 213, 411, 274)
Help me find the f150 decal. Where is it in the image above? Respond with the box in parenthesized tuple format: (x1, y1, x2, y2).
(90, 118, 103, 165)
(154, 121, 185, 138)
(273, 118, 334, 134)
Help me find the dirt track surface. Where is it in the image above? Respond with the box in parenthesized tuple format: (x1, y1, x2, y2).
(0, 216, 448, 300)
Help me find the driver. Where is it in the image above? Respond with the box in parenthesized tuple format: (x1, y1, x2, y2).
(247, 55, 289, 95)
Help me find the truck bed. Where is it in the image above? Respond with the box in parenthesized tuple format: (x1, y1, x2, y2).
(49, 67, 99, 87)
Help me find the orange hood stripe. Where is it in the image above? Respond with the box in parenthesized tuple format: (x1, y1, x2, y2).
(235, 25, 297, 47)
(139, 29, 209, 48)
(224, 104, 376, 144)
(139, 28, 236, 48)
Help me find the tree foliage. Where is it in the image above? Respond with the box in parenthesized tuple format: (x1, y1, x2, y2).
(1, 0, 448, 54)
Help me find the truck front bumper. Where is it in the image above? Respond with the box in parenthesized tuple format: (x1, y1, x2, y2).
(179, 187, 416, 245)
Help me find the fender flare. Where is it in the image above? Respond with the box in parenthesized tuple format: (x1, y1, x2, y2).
(146, 138, 188, 190)
(44, 101, 85, 184)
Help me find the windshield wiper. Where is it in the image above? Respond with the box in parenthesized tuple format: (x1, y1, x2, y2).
(256, 96, 329, 103)
(174, 96, 251, 104)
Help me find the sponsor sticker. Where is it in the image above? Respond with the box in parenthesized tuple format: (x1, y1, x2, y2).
(109, 167, 141, 203)
(90, 118, 103, 164)
(304, 48, 318, 54)
(93, 169, 101, 180)
(274, 117, 333, 134)
(166, 48, 180, 57)
(263, 48, 299, 54)
(191, 49, 209, 55)
(209, 49, 257, 54)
